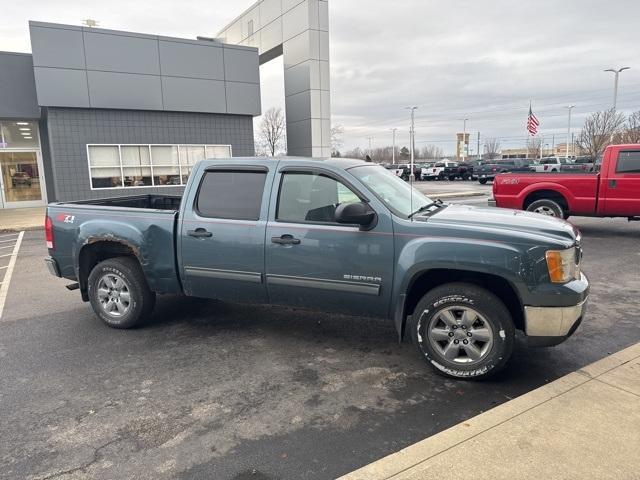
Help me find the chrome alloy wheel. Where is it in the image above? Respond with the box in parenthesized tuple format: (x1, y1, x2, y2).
(427, 306, 494, 364)
(97, 273, 131, 317)
(533, 205, 558, 216)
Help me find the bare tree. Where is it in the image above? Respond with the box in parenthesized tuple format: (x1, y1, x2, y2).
(622, 111, 640, 143)
(484, 137, 501, 160)
(331, 124, 344, 155)
(420, 145, 443, 160)
(344, 147, 365, 159)
(526, 137, 543, 158)
(258, 107, 286, 156)
(577, 110, 626, 158)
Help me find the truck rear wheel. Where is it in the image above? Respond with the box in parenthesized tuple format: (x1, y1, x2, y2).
(409, 283, 515, 380)
(87, 257, 156, 329)
(526, 199, 564, 218)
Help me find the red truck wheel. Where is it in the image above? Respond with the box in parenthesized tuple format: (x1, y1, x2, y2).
(526, 199, 564, 218)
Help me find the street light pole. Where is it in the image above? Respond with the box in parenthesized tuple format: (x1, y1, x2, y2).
(391, 128, 397, 164)
(565, 105, 575, 161)
(604, 67, 630, 111)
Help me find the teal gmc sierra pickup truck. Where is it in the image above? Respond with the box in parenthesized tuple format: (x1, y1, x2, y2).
(45, 157, 589, 379)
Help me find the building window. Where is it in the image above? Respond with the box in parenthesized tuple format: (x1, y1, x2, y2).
(87, 144, 232, 189)
(0, 121, 40, 149)
(247, 19, 254, 37)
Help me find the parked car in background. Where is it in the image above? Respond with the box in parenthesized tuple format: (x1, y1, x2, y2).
(530, 157, 570, 173)
(491, 144, 640, 220)
(422, 161, 459, 180)
(457, 161, 481, 180)
(383, 163, 404, 178)
(45, 156, 589, 379)
(560, 156, 596, 172)
(11, 171, 32, 187)
(397, 163, 421, 180)
(476, 159, 534, 184)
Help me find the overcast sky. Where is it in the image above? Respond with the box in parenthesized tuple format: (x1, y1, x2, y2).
(3, 0, 639, 154)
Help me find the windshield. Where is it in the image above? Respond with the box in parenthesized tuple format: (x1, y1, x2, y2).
(349, 164, 433, 218)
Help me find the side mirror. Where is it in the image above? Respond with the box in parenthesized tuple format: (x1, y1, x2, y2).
(335, 202, 377, 230)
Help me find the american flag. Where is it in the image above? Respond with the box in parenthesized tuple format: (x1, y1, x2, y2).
(527, 103, 540, 135)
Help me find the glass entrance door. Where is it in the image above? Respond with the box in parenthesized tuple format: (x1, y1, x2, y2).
(0, 151, 45, 208)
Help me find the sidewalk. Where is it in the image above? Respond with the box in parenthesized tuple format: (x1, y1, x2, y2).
(0, 207, 45, 232)
(340, 341, 640, 480)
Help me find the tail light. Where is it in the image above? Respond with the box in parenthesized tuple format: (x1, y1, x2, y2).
(544, 165, 549, 171)
(45, 216, 54, 249)
(492, 168, 497, 172)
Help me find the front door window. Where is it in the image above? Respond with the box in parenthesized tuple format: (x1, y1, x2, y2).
(0, 152, 42, 203)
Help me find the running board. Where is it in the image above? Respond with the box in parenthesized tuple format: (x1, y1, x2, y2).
(65, 283, 80, 291)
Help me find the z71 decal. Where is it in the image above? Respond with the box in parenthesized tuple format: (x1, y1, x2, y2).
(55, 213, 76, 224)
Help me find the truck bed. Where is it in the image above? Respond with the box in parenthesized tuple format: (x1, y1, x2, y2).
(63, 194, 181, 211)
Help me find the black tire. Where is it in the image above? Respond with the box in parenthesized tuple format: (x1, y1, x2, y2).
(479, 178, 488, 185)
(409, 283, 515, 380)
(526, 198, 564, 218)
(87, 257, 156, 329)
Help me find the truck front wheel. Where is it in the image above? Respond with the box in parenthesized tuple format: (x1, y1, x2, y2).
(87, 257, 156, 329)
(409, 283, 515, 380)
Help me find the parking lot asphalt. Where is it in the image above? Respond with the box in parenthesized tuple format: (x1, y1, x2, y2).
(1, 189, 639, 480)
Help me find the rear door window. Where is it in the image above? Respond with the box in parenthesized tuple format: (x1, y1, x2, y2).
(196, 170, 267, 220)
(616, 151, 640, 173)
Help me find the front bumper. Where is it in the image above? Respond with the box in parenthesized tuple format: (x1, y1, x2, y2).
(524, 296, 588, 347)
(45, 256, 61, 277)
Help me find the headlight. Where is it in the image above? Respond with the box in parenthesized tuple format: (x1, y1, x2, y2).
(546, 247, 579, 283)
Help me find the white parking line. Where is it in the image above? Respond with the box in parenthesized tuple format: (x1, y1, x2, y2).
(0, 231, 24, 321)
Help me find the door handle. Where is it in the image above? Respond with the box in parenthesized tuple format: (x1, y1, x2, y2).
(187, 228, 213, 238)
(271, 234, 301, 245)
(609, 179, 617, 188)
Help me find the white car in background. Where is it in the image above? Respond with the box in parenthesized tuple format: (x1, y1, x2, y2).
(530, 157, 571, 172)
(421, 161, 458, 180)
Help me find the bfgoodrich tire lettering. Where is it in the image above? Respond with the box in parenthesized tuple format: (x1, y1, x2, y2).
(409, 283, 515, 380)
(87, 257, 156, 329)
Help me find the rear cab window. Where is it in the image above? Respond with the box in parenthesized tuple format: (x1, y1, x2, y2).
(196, 170, 267, 220)
(616, 151, 640, 173)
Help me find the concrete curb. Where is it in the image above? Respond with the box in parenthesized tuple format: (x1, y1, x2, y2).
(0, 226, 43, 234)
(339, 341, 640, 480)
(434, 191, 486, 199)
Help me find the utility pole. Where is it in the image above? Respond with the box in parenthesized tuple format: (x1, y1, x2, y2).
(604, 67, 630, 111)
(571, 132, 575, 157)
(539, 135, 544, 161)
(406, 107, 418, 182)
(366, 136, 374, 157)
(565, 105, 575, 160)
(551, 134, 555, 156)
(390, 128, 397, 164)
(477, 132, 481, 161)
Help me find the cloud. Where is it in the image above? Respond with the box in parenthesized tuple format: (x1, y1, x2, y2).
(3, 0, 638, 154)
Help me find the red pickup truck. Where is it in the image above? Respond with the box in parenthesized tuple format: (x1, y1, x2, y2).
(490, 144, 640, 220)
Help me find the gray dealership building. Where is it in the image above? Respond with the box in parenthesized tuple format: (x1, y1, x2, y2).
(0, 21, 261, 208)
